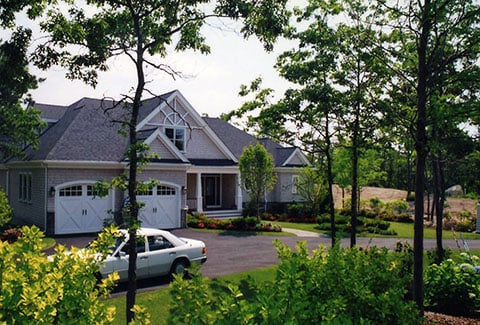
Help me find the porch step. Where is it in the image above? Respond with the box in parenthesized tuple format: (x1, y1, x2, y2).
(204, 210, 242, 219)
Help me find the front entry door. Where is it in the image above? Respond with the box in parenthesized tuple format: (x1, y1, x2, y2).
(202, 175, 220, 208)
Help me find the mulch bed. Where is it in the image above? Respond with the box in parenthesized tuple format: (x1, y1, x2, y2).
(424, 312, 479, 324)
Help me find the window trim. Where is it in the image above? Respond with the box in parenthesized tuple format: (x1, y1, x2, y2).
(19, 173, 32, 203)
(165, 127, 185, 151)
(292, 175, 300, 194)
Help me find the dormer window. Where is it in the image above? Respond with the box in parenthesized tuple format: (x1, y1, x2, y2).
(165, 127, 185, 151)
(163, 108, 188, 151)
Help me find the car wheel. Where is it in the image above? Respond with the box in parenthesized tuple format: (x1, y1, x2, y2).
(171, 259, 189, 277)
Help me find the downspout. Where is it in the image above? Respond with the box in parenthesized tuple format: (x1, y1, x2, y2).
(5, 168, 9, 197)
(44, 164, 48, 232)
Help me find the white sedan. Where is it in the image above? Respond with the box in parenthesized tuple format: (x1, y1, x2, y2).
(99, 228, 207, 281)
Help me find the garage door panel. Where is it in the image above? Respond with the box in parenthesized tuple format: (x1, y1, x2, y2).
(138, 185, 180, 229)
(55, 184, 112, 234)
(83, 197, 110, 232)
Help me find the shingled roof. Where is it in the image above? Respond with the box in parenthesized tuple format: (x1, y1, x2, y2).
(203, 117, 301, 167)
(23, 98, 129, 162)
(17, 92, 305, 167)
(35, 103, 68, 121)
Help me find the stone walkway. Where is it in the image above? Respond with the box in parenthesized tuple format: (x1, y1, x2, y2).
(282, 228, 324, 237)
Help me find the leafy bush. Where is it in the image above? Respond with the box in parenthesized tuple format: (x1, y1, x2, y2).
(0, 190, 13, 228)
(168, 241, 419, 324)
(317, 214, 396, 236)
(443, 212, 476, 232)
(0, 226, 119, 324)
(424, 254, 480, 316)
(186, 214, 281, 232)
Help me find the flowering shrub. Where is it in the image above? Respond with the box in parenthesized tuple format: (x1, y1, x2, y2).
(0, 228, 22, 243)
(186, 213, 281, 232)
(424, 253, 480, 316)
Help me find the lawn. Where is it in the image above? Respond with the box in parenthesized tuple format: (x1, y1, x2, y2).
(273, 220, 480, 240)
(105, 267, 277, 325)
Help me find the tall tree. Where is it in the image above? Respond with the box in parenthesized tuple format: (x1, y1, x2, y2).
(238, 143, 277, 217)
(376, 0, 480, 313)
(224, 0, 388, 247)
(0, 1, 48, 160)
(34, 1, 289, 321)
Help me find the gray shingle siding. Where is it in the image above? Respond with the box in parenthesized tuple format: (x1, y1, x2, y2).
(8, 167, 46, 230)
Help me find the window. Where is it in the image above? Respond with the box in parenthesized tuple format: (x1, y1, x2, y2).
(157, 185, 176, 196)
(148, 235, 173, 251)
(19, 173, 32, 202)
(59, 185, 83, 197)
(292, 175, 300, 194)
(165, 127, 185, 151)
(121, 236, 146, 254)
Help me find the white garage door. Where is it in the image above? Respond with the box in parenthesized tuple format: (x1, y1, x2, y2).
(138, 184, 180, 229)
(55, 184, 112, 234)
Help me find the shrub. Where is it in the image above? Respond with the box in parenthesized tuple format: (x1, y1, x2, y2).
(168, 241, 419, 324)
(0, 190, 13, 228)
(0, 226, 118, 323)
(1, 228, 22, 243)
(424, 254, 480, 316)
(385, 200, 409, 214)
(186, 214, 281, 232)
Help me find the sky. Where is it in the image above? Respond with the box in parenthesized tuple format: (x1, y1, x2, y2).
(8, 1, 307, 119)
(29, 27, 295, 118)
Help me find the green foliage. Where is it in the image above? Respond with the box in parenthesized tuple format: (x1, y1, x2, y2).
(0, 189, 12, 227)
(239, 143, 277, 216)
(292, 167, 327, 217)
(168, 240, 419, 324)
(0, 27, 45, 159)
(186, 213, 282, 232)
(0, 226, 118, 324)
(424, 254, 480, 316)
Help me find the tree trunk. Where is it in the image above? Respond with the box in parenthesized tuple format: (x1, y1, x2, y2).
(126, 11, 146, 322)
(324, 116, 336, 247)
(433, 152, 445, 264)
(350, 110, 360, 248)
(413, 0, 431, 315)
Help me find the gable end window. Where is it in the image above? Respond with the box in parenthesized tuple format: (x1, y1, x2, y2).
(292, 175, 300, 194)
(165, 128, 185, 151)
(19, 173, 32, 203)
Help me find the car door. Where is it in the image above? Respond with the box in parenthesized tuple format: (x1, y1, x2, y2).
(146, 235, 177, 276)
(110, 236, 149, 280)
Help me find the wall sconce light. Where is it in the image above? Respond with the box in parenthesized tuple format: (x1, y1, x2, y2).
(182, 186, 187, 195)
(49, 186, 56, 197)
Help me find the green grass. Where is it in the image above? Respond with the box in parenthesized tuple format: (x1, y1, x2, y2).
(272, 220, 480, 240)
(40, 237, 56, 250)
(105, 266, 277, 325)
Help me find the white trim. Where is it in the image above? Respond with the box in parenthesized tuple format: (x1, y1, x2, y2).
(7, 160, 126, 169)
(55, 180, 99, 190)
(137, 90, 238, 162)
(282, 148, 311, 167)
(187, 165, 239, 174)
(143, 129, 190, 163)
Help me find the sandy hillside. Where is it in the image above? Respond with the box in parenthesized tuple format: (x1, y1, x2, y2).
(333, 186, 478, 217)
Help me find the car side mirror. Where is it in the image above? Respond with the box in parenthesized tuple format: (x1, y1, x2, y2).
(117, 251, 126, 257)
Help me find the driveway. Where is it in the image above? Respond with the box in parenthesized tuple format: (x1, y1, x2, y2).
(47, 228, 480, 280)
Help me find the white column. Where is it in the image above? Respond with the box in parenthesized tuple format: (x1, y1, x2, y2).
(196, 173, 203, 212)
(235, 173, 243, 210)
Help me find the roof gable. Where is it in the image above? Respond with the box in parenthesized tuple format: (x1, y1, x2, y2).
(138, 90, 237, 162)
(204, 118, 310, 168)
